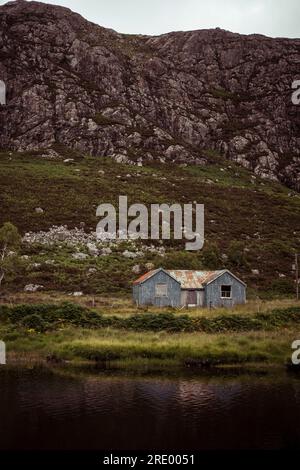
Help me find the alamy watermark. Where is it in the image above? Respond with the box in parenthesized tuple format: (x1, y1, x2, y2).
(291, 340, 300, 365)
(0, 341, 6, 365)
(96, 196, 204, 251)
(0, 80, 5, 105)
(292, 80, 300, 105)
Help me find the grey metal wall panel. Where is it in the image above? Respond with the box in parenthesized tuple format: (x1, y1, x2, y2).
(205, 272, 246, 308)
(135, 270, 181, 307)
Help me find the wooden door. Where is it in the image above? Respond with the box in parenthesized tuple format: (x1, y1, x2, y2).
(187, 290, 197, 305)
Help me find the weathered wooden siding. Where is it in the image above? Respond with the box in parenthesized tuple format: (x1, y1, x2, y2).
(205, 272, 246, 308)
(134, 270, 181, 307)
(197, 290, 205, 307)
(181, 289, 205, 307)
(132, 284, 140, 305)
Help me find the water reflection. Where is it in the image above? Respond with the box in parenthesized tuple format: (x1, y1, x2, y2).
(0, 368, 300, 450)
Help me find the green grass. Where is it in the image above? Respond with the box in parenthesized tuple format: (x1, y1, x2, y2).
(2, 325, 296, 369)
(0, 302, 300, 369)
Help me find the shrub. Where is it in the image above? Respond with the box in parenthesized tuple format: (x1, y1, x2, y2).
(268, 279, 294, 296)
(2, 303, 300, 334)
(20, 314, 49, 332)
(0, 305, 11, 323)
(201, 242, 222, 269)
(227, 241, 248, 268)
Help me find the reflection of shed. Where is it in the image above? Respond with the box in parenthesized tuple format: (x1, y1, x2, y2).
(0, 80, 6, 105)
(133, 268, 246, 308)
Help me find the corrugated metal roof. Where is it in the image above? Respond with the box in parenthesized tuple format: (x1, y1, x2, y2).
(133, 268, 226, 288)
(132, 269, 160, 285)
(168, 270, 225, 289)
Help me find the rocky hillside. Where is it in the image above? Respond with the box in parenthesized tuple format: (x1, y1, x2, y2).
(0, 0, 300, 189)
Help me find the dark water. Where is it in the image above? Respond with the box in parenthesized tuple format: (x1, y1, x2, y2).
(0, 367, 300, 450)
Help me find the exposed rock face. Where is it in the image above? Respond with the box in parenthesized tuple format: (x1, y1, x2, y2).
(0, 1, 300, 188)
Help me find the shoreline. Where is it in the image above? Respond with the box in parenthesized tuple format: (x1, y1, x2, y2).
(1, 301, 300, 374)
(2, 353, 290, 378)
(2, 326, 297, 373)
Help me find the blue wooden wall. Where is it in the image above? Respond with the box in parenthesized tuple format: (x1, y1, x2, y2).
(133, 270, 181, 307)
(205, 271, 246, 308)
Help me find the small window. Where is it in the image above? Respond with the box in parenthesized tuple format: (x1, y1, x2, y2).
(221, 285, 232, 298)
(155, 283, 168, 297)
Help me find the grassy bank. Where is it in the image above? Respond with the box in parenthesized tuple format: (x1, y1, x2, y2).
(0, 301, 299, 370)
(2, 326, 296, 370)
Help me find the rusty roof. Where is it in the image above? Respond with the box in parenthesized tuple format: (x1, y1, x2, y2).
(133, 268, 227, 288)
(168, 270, 225, 289)
(132, 269, 160, 285)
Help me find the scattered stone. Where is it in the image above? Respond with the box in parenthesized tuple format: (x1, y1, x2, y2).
(40, 149, 61, 160)
(251, 269, 260, 275)
(31, 263, 41, 268)
(145, 262, 155, 270)
(123, 250, 137, 259)
(87, 243, 99, 256)
(24, 284, 44, 292)
(45, 259, 55, 265)
(22, 226, 166, 259)
(56, 231, 67, 241)
(72, 252, 89, 260)
(88, 267, 97, 274)
(132, 264, 141, 274)
(35, 207, 44, 214)
(101, 247, 112, 256)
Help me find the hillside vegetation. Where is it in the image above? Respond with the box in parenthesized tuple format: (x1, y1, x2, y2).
(0, 151, 300, 297)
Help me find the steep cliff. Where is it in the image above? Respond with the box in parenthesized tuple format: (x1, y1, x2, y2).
(0, 0, 300, 188)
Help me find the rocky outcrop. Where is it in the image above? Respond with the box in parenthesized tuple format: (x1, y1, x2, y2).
(0, 0, 300, 188)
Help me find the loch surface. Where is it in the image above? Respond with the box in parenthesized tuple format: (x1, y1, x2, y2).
(0, 368, 300, 450)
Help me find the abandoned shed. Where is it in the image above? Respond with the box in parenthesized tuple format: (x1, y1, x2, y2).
(132, 268, 246, 308)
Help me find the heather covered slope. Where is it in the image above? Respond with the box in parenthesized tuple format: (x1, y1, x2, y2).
(0, 150, 299, 296)
(0, 1, 300, 188)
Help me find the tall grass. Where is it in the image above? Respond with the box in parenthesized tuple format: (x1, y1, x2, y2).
(1, 302, 298, 369)
(2, 326, 295, 367)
